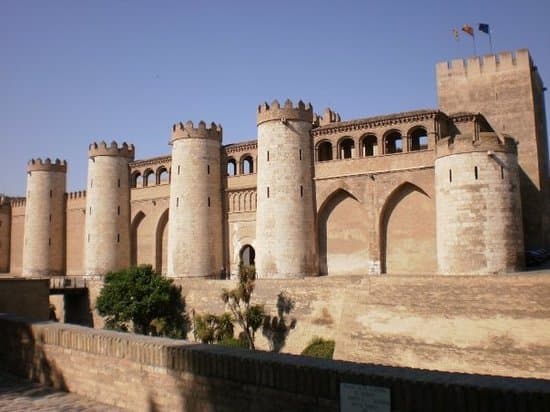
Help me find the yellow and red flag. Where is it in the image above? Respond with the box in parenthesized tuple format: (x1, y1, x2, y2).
(462, 24, 474, 36)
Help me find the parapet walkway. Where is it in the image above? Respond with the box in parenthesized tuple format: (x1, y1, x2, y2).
(0, 371, 122, 411)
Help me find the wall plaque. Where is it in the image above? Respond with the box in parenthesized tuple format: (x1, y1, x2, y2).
(340, 383, 391, 412)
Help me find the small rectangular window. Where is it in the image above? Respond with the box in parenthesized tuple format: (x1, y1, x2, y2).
(474, 166, 479, 180)
(48, 238, 51, 246)
(267, 187, 270, 198)
(449, 169, 452, 183)
(49, 190, 53, 198)
(178, 165, 181, 175)
(117, 206, 120, 215)
(207, 165, 210, 175)
(118, 179, 121, 188)
(176, 197, 179, 207)
(117, 233, 120, 243)
(299, 149, 302, 160)
(208, 197, 211, 207)
(501, 166, 504, 179)
(49, 214, 52, 222)
(300, 185, 303, 197)
(267, 151, 270, 162)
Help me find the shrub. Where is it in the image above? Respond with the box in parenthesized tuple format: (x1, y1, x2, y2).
(301, 337, 335, 359)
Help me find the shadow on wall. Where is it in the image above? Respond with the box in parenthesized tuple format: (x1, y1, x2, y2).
(64, 291, 94, 327)
(0, 317, 67, 391)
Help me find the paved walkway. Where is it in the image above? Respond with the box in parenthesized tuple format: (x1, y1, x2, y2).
(0, 371, 122, 411)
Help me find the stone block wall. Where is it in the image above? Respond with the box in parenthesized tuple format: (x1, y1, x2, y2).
(1, 314, 549, 411)
(0, 278, 49, 320)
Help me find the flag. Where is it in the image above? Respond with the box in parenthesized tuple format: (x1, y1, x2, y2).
(453, 28, 460, 40)
(478, 23, 490, 34)
(462, 24, 474, 36)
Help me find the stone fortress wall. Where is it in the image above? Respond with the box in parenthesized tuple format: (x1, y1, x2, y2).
(0, 49, 547, 279)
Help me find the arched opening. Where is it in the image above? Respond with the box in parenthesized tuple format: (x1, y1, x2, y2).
(143, 169, 155, 187)
(380, 183, 436, 274)
(318, 189, 369, 275)
(227, 158, 237, 176)
(409, 127, 428, 151)
(130, 211, 146, 266)
(157, 166, 169, 184)
(239, 244, 255, 267)
(241, 155, 254, 174)
(131, 172, 142, 188)
(155, 209, 169, 274)
(361, 135, 378, 157)
(339, 137, 355, 159)
(384, 131, 403, 154)
(317, 141, 333, 161)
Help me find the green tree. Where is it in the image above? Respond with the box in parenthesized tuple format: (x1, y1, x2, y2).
(301, 337, 335, 359)
(192, 312, 234, 344)
(96, 265, 188, 338)
(221, 265, 265, 349)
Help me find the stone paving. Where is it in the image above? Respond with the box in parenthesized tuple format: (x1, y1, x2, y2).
(0, 371, 122, 411)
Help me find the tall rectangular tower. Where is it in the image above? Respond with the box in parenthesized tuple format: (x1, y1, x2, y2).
(436, 49, 549, 248)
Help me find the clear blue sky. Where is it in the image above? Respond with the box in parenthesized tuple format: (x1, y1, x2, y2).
(1, 0, 549, 195)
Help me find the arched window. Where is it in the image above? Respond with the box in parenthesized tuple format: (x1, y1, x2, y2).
(241, 155, 254, 174)
(157, 166, 169, 184)
(131, 171, 142, 188)
(240, 244, 255, 267)
(317, 141, 333, 161)
(361, 135, 378, 157)
(227, 158, 237, 176)
(384, 131, 403, 154)
(409, 127, 428, 151)
(143, 169, 155, 187)
(339, 137, 355, 159)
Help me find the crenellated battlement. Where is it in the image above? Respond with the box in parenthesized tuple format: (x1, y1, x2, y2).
(437, 131, 517, 159)
(318, 108, 341, 126)
(66, 190, 87, 200)
(436, 49, 532, 78)
(88, 141, 135, 159)
(257, 99, 313, 125)
(10, 198, 26, 208)
(171, 121, 222, 143)
(27, 158, 67, 173)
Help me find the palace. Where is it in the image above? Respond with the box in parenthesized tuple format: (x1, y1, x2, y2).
(0, 49, 548, 279)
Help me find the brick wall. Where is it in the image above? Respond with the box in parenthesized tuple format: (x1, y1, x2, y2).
(0, 314, 548, 411)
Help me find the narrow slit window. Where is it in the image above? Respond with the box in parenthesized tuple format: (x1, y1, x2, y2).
(267, 151, 270, 162)
(267, 187, 270, 198)
(299, 149, 302, 160)
(49, 190, 53, 198)
(208, 197, 211, 207)
(91, 179, 93, 188)
(117, 233, 120, 243)
(89, 206, 92, 215)
(176, 197, 179, 207)
(207, 165, 210, 175)
(300, 185, 303, 197)
(48, 238, 51, 246)
(474, 166, 479, 180)
(178, 165, 181, 175)
(117, 206, 120, 215)
(118, 178, 121, 188)
(88, 234, 90, 242)
(501, 166, 504, 179)
(49, 214, 52, 222)
(449, 169, 452, 183)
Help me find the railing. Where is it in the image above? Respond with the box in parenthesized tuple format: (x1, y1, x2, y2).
(49, 276, 87, 291)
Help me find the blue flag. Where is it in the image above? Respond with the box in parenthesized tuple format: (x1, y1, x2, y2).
(479, 23, 490, 34)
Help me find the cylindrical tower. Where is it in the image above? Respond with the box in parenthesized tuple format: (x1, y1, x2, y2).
(85, 141, 134, 276)
(167, 121, 223, 278)
(0, 197, 12, 273)
(255, 99, 317, 278)
(22, 158, 67, 277)
(435, 116, 524, 274)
